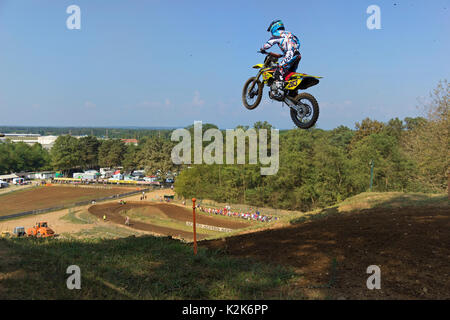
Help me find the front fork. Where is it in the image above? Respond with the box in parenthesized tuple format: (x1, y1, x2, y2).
(248, 70, 264, 94)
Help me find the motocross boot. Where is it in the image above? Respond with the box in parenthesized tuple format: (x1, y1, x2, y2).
(274, 79, 285, 98)
(276, 69, 286, 93)
(275, 80, 285, 91)
(270, 81, 285, 100)
(270, 68, 286, 100)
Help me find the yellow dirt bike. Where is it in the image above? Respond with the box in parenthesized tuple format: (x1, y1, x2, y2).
(242, 51, 322, 129)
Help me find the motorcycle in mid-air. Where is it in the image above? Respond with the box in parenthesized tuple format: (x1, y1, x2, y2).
(242, 51, 322, 129)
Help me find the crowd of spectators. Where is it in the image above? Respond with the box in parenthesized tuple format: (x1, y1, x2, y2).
(195, 204, 277, 223)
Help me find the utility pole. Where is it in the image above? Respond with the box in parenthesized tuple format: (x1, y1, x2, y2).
(192, 198, 197, 255)
(369, 160, 375, 192)
(242, 164, 246, 204)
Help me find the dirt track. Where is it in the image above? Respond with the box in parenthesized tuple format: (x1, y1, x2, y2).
(88, 202, 250, 240)
(0, 186, 132, 216)
(201, 206, 450, 299)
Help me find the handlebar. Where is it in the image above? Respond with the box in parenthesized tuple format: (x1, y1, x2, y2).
(257, 50, 282, 58)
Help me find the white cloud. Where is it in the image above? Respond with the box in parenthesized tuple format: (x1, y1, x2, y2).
(192, 91, 204, 107)
(84, 101, 96, 108)
(137, 101, 162, 108)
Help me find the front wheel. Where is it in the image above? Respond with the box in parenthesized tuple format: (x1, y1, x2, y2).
(289, 93, 320, 129)
(242, 77, 263, 110)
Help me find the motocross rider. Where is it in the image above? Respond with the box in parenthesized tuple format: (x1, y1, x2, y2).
(260, 20, 301, 96)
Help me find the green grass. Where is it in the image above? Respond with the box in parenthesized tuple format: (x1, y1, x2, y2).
(337, 191, 448, 211)
(119, 208, 220, 236)
(60, 209, 98, 225)
(79, 211, 99, 223)
(64, 225, 141, 239)
(0, 236, 299, 299)
(289, 191, 449, 225)
(7, 136, 38, 141)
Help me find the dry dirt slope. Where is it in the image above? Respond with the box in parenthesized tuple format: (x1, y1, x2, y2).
(201, 194, 450, 299)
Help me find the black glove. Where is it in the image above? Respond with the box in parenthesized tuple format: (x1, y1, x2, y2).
(258, 49, 267, 54)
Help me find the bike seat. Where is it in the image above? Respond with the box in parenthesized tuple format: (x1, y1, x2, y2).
(285, 72, 296, 81)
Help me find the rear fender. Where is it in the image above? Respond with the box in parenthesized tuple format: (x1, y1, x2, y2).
(298, 77, 320, 90)
(286, 74, 322, 90)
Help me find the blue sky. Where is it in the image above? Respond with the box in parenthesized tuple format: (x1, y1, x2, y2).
(0, 0, 448, 130)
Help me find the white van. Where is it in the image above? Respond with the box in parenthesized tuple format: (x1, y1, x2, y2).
(12, 178, 25, 185)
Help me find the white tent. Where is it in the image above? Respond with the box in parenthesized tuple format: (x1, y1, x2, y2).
(0, 174, 19, 181)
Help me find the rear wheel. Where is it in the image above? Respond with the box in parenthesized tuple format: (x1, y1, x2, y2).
(242, 77, 263, 110)
(289, 93, 320, 129)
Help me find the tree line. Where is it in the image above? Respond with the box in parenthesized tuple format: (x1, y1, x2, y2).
(174, 81, 448, 211)
(50, 135, 177, 176)
(0, 126, 174, 140)
(0, 142, 51, 175)
(0, 135, 177, 176)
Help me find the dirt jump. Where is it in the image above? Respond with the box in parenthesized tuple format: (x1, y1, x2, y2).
(88, 202, 250, 240)
(201, 205, 450, 299)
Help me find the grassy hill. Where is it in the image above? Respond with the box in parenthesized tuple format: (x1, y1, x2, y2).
(0, 235, 295, 299)
(0, 191, 448, 300)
